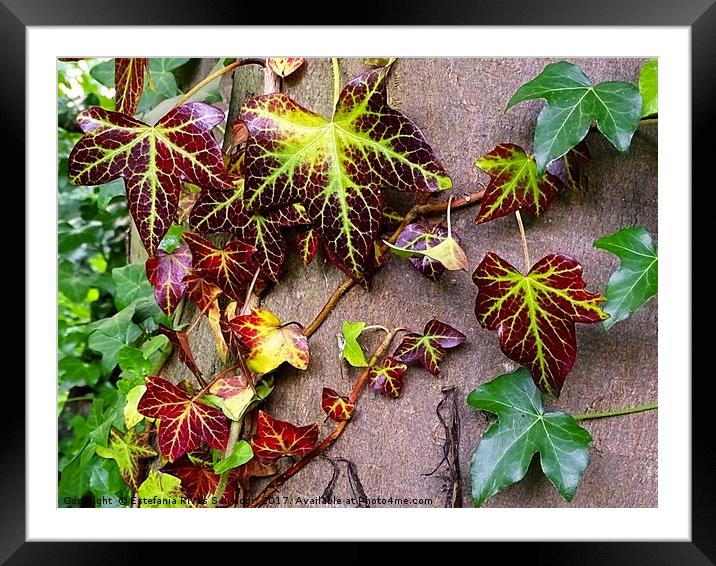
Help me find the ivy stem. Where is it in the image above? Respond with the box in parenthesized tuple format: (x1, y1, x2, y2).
(303, 188, 485, 338)
(207, 417, 243, 507)
(331, 57, 341, 110)
(573, 402, 657, 421)
(173, 59, 265, 108)
(248, 328, 398, 508)
(363, 324, 390, 334)
(515, 210, 531, 270)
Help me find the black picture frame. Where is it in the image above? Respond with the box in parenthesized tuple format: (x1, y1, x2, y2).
(11, 1, 707, 562)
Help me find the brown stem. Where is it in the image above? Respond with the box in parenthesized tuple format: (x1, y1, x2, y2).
(173, 59, 265, 109)
(303, 189, 485, 338)
(248, 329, 398, 508)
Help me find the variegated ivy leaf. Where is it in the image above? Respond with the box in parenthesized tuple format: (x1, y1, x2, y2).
(368, 357, 408, 398)
(267, 57, 305, 78)
(114, 58, 148, 116)
(240, 66, 452, 284)
(226, 307, 309, 375)
(183, 232, 261, 301)
(547, 141, 590, 191)
(475, 143, 564, 224)
(137, 470, 186, 508)
(251, 410, 319, 464)
(164, 455, 237, 507)
(321, 388, 356, 421)
(473, 252, 607, 397)
(137, 375, 229, 461)
(95, 427, 157, 491)
(208, 373, 255, 421)
(68, 103, 233, 254)
(507, 61, 642, 172)
(390, 220, 466, 281)
(145, 244, 192, 316)
(296, 228, 320, 265)
(189, 181, 310, 282)
(392, 319, 466, 377)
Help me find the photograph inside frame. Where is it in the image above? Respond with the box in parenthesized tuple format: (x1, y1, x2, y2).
(57, 56, 658, 509)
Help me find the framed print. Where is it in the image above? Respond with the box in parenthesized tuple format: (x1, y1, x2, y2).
(11, 0, 708, 562)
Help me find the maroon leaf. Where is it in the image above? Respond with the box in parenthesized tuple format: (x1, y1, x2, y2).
(270, 203, 311, 228)
(137, 375, 229, 461)
(145, 244, 192, 316)
(394, 220, 464, 282)
(183, 232, 260, 301)
(164, 456, 236, 507)
(114, 58, 147, 116)
(68, 103, 233, 254)
(547, 141, 590, 191)
(250, 410, 318, 464)
(184, 273, 222, 312)
(159, 325, 203, 382)
(321, 388, 355, 421)
(368, 357, 408, 398)
(392, 319, 466, 376)
(473, 252, 607, 396)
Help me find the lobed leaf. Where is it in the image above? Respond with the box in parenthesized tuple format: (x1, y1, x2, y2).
(368, 357, 408, 398)
(240, 66, 451, 284)
(473, 252, 607, 397)
(114, 58, 147, 116)
(321, 388, 356, 421)
(392, 319, 466, 376)
(145, 244, 192, 316)
(95, 427, 156, 491)
(267, 57, 305, 78)
(251, 410, 319, 464)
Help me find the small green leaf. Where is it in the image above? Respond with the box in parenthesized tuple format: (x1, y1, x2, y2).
(468, 368, 592, 507)
(123, 385, 149, 429)
(137, 470, 187, 507)
(58, 357, 101, 387)
(58, 261, 96, 303)
(508, 61, 642, 172)
(87, 306, 142, 375)
(639, 59, 658, 117)
(89, 59, 115, 88)
(97, 179, 126, 210)
(158, 223, 186, 254)
(594, 226, 658, 330)
(340, 321, 368, 367)
(213, 440, 254, 474)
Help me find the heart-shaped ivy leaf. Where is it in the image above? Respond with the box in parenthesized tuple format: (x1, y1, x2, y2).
(507, 61, 642, 172)
(267, 58, 305, 78)
(474, 143, 564, 224)
(68, 103, 233, 254)
(226, 307, 309, 375)
(321, 388, 356, 421)
(468, 368, 592, 507)
(368, 357, 408, 398)
(251, 410, 319, 464)
(473, 252, 607, 397)
(392, 319, 466, 376)
(240, 66, 452, 284)
(137, 375, 229, 461)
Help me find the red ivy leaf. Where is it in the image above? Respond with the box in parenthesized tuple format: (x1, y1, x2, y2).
(189, 182, 303, 281)
(250, 410, 318, 464)
(321, 388, 355, 421)
(296, 228, 320, 265)
(159, 325, 203, 382)
(137, 375, 229, 461)
(184, 273, 222, 312)
(145, 244, 192, 316)
(183, 232, 259, 301)
(68, 103, 232, 254)
(164, 457, 236, 507)
(271, 203, 311, 228)
(392, 319, 466, 376)
(240, 67, 451, 285)
(547, 140, 590, 191)
(114, 58, 147, 116)
(474, 143, 564, 225)
(473, 252, 607, 397)
(267, 58, 305, 78)
(368, 357, 408, 398)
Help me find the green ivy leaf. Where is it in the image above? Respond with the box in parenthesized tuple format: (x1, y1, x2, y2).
(137, 470, 187, 508)
(96, 427, 157, 490)
(58, 260, 97, 303)
(89, 458, 128, 500)
(213, 440, 254, 474)
(149, 58, 190, 98)
(508, 61, 642, 172)
(594, 226, 658, 330)
(639, 59, 658, 117)
(58, 357, 101, 387)
(87, 305, 142, 375)
(112, 264, 153, 310)
(468, 368, 592, 507)
(89, 59, 114, 88)
(340, 321, 368, 367)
